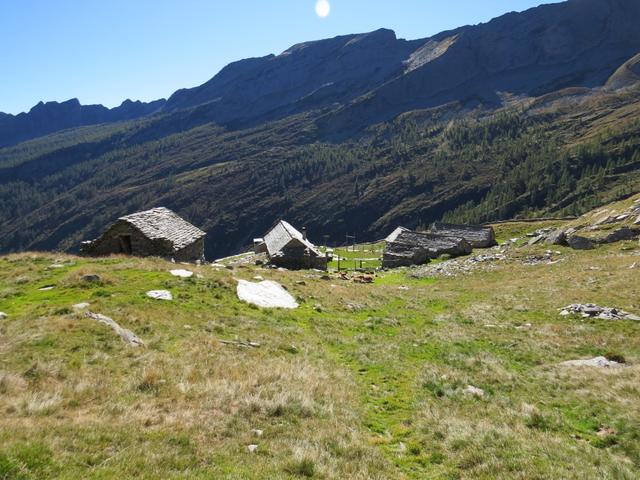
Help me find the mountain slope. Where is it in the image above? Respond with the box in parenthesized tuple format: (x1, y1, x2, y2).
(1, 0, 640, 257)
(325, 0, 640, 131)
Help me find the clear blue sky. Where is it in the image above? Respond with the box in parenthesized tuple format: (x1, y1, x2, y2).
(0, 0, 563, 115)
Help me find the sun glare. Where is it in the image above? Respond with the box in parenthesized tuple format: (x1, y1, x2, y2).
(315, 0, 331, 18)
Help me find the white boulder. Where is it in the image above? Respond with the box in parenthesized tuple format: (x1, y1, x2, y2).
(237, 280, 298, 309)
(146, 290, 173, 301)
(170, 269, 193, 278)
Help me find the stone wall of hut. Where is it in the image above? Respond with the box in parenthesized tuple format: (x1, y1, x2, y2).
(82, 221, 203, 262)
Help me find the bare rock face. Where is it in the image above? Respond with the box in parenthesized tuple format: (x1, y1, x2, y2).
(164, 28, 420, 126)
(325, 0, 640, 131)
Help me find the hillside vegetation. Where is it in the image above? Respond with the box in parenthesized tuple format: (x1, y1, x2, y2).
(1, 85, 640, 259)
(1, 218, 639, 479)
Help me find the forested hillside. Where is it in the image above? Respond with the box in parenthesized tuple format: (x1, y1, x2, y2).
(1, 0, 640, 258)
(1, 84, 639, 258)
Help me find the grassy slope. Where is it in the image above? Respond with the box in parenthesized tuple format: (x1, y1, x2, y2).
(1, 222, 639, 479)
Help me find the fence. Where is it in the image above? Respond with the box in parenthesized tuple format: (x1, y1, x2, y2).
(325, 242, 384, 271)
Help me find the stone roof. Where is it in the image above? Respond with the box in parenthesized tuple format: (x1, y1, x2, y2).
(391, 230, 466, 251)
(382, 229, 473, 268)
(120, 207, 206, 250)
(263, 220, 321, 257)
(430, 222, 496, 248)
(385, 226, 410, 243)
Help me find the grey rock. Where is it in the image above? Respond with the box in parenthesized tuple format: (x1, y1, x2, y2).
(561, 356, 620, 368)
(170, 269, 193, 278)
(0, 312, 7, 319)
(81, 274, 102, 283)
(560, 303, 640, 321)
(527, 235, 544, 246)
(567, 235, 595, 250)
(146, 290, 173, 301)
(463, 385, 485, 397)
(545, 229, 567, 246)
(602, 227, 638, 243)
(86, 311, 144, 347)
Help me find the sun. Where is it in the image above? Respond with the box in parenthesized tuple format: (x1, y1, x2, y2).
(315, 0, 331, 18)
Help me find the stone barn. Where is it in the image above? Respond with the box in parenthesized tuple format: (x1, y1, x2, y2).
(81, 207, 206, 262)
(383, 229, 472, 268)
(430, 222, 497, 248)
(256, 220, 328, 270)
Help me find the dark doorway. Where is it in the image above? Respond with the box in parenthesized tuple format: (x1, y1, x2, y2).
(118, 235, 132, 254)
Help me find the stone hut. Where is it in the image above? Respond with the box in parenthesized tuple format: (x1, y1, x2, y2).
(256, 220, 328, 270)
(81, 207, 206, 262)
(383, 229, 471, 268)
(429, 222, 496, 248)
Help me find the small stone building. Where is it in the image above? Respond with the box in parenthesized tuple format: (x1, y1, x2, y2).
(383, 229, 472, 268)
(256, 220, 328, 270)
(81, 207, 206, 262)
(430, 222, 497, 248)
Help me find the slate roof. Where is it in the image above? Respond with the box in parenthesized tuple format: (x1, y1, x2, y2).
(120, 207, 206, 250)
(386, 226, 410, 243)
(430, 222, 496, 248)
(391, 230, 468, 251)
(263, 220, 321, 257)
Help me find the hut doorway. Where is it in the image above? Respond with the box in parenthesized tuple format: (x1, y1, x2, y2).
(118, 235, 132, 254)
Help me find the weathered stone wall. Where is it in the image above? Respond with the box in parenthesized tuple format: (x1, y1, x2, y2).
(83, 221, 204, 262)
(269, 245, 328, 270)
(83, 222, 156, 256)
(174, 237, 205, 263)
(382, 242, 429, 268)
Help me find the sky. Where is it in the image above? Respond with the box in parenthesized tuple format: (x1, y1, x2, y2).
(0, 0, 564, 115)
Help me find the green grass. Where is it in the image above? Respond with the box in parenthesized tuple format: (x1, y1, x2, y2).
(1, 234, 640, 478)
(324, 243, 384, 270)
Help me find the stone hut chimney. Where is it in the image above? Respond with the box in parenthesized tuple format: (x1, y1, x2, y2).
(302, 227, 307, 240)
